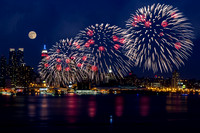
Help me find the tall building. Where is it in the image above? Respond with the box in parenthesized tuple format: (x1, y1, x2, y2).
(9, 48, 16, 66)
(0, 48, 36, 88)
(0, 55, 7, 77)
(16, 48, 24, 66)
(171, 70, 180, 89)
(16, 64, 36, 87)
(41, 44, 48, 59)
(8, 48, 29, 88)
(0, 55, 7, 88)
(8, 48, 17, 87)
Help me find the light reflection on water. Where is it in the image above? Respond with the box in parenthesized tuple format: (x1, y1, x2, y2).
(166, 94, 188, 113)
(0, 93, 197, 128)
(88, 96, 96, 118)
(139, 96, 150, 117)
(28, 104, 36, 118)
(66, 94, 80, 123)
(115, 96, 124, 117)
(40, 97, 48, 120)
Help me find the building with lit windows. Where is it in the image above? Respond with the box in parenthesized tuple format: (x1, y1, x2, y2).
(16, 64, 35, 87)
(0, 55, 7, 88)
(1, 48, 37, 88)
(41, 44, 48, 59)
(9, 48, 17, 66)
(16, 48, 24, 66)
(8, 48, 17, 87)
(171, 70, 180, 89)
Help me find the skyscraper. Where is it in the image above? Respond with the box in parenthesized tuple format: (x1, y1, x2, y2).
(16, 64, 35, 87)
(8, 48, 17, 87)
(0, 55, 7, 77)
(16, 48, 24, 66)
(8, 48, 24, 87)
(41, 44, 48, 59)
(1, 48, 36, 88)
(0, 55, 7, 88)
(171, 70, 180, 89)
(9, 48, 16, 66)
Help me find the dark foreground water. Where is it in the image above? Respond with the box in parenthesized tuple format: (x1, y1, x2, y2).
(0, 93, 200, 133)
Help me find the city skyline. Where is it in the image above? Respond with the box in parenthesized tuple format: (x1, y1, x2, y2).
(0, 0, 200, 79)
(0, 48, 36, 88)
(1, 1, 200, 132)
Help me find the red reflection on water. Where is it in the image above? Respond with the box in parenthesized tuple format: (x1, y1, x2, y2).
(66, 94, 79, 123)
(139, 96, 150, 117)
(115, 96, 124, 117)
(88, 96, 97, 118)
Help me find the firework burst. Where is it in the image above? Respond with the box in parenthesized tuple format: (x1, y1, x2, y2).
(125, 3, 194, 73)
(75, 23, 134, 82)
(38, 39, 86, 87)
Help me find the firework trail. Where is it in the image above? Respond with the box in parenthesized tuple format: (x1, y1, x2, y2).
(125, 3, 194, 73)
(75, 23, 134, 82)
(38, 39, 86, 87)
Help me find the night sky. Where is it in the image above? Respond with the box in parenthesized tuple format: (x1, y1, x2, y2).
(0, 0, 200, 79)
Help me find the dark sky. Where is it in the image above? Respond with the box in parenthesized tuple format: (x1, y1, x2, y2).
(0, 0, 200, 79)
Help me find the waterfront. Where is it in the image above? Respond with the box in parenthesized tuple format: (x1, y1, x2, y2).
(0, 93, 200, 132)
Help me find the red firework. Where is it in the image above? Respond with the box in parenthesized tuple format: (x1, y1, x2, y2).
(113, 35, 119, 42)
(56, 64, 62, 71)
(66, 59, 71, 64)
(82, 56, 87, 61)
(134, 15, 146, 23)
(65, 67, 70, 71)
(161, 21, 168, 28)
(140, 15, 146, 22)
(56, 49, 60, 53)
(46, 56, 50, 60)
(159, 32, 164, 36)
(98, 46, 105, 51)
(76, 45, 80, 49)
(132, 22, 137, 27)
(171, 12, 177, 18)
(119, 38, 125, 44)
(44, 63, 49, 68)
(56, 58, 61, 62)
(73, 42, 79, 46)
(87, 30, 94, 36)
(175, 42, 181, 50)
(87, 39, 95, 45)
(85, 42, 90, 47)
(114, 44, 120, 50)
(77, 63, 82, 67)
(70, 56, 75, 60)
(91, 65, 98, 72)
(145, 21, 152, 27)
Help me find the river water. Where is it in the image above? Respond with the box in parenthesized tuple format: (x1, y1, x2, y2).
(0, 93, 200, 133)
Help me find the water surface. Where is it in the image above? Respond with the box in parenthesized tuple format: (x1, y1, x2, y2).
(0, 93, 199, 132)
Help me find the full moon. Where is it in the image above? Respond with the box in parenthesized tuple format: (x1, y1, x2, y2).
(28, 31, 37, 39)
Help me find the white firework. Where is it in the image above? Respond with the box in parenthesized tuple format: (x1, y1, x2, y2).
(125, 3, 194, 73)
(75, 23, 134, 82)
(38, 39, 86, 87)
